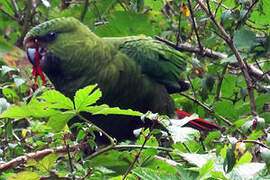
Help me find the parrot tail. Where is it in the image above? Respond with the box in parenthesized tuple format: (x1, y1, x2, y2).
(176, 109, 220, 131)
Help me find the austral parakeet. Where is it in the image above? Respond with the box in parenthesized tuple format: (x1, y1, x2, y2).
(24, 17, 219, 143)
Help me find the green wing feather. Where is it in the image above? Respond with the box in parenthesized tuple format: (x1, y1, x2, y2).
(106, 37, 187, 92)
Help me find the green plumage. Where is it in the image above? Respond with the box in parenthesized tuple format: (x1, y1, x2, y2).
(24, 17, 189, 142)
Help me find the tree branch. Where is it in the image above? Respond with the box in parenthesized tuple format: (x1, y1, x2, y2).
(194, 0, 257, 115)
(0, 144, 81, 172)
(155, 36, 227, 59)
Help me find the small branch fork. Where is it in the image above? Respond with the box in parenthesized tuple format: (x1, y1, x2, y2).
(190, 0, 257, 115)
(0, 142, 173, 172)
(122, 120, 157, 180)
(155, 36, 269, 83)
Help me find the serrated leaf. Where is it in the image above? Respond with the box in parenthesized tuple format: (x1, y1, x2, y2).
(26, 159, 38, 167)
(47, 111, 75, 132)
(82, 104, 109, 113)
(27, 98, 60, 118)
(38, 153, 59, 171)
(74, 84, 102, 111)
(77, 129, 86, 141)
(0, 104, 31, 119)
(85, 150, 132, 168)
(39, 90, 74, 110)
(93, 107, 142, 116)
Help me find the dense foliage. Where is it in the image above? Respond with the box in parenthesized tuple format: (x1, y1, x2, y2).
(0, 0, 269, 179)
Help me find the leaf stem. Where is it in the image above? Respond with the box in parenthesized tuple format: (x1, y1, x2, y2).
(77, 113, 115, 145)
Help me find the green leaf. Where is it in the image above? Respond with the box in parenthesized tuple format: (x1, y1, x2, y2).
(74, 84, 101, 111)
(82, 104, 110, 114)
(132, 167, 180, 180)
(8, 171, 40, 180)
(39, 90, 74, 110)
(213, 100, 237, 120)
(85, 150, 132, 168)
(233, 28, 256, 50)
(93, 107, 142, 116)
(47, 111, 75, 132)
(223, 148, 236, 173)
(24, 98, 59, 118)
(38, 153, 59, 171)
(95, 11, 158, 37)
(236, 151, 252, 167)
(0, 104, 31, 119)
(204, 131, 222, 145)
(77, 129, 86, 142)
(167, 115, 200, 143)
(198, 159, 214, 180)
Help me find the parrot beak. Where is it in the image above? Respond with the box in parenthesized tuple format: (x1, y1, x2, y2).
(26, 47, 46, 67)
(26, 48, 37, 66)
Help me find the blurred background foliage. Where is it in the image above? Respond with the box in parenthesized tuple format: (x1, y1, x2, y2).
(0, 0, 270, 179)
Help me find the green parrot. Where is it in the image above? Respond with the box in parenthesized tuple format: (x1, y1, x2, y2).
(24, 17, 219, 143)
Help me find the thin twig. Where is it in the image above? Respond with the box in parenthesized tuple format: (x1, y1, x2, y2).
(214, 63, 228, 101)
(122, 121, 157, 180)
(197, 0, 257, 115)
(85, 143, 115, 160)
(235, 0, 259, 29)
(156, 35, 270, 83)
(117, 0, 128, 11)
(0, 144, 81, 172)
(187, 0, 203, 52)
(187, 74, 197, 99)
(239, 140, 270, 150)
(210, 0, 230, 10)
(176, 12, 182, 46)
(214, 0, 225, 15)
(77, 114, 115, 145)
(179, 92, 246, 137)
(155, 36, 227, 59)
(63, 135, 75, 180)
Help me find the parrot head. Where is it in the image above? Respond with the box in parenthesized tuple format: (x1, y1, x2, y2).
(23, 17, 97, 88)
(24, 17, 77, 69)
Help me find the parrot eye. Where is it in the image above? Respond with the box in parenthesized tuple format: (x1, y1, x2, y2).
(46, 31, 57, 41)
